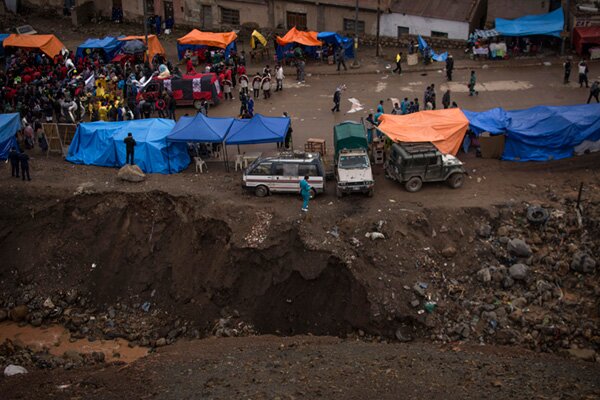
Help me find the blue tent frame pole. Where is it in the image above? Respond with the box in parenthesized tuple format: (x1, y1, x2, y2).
(167, 143, 171, 173)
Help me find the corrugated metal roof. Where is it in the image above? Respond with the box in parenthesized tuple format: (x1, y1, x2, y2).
(389, 0, 480, 22)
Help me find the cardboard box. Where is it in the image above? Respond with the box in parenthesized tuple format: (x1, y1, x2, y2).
(479, 132, 505, 159)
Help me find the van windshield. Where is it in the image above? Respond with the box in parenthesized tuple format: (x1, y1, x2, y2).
(339, 155, 369, 169)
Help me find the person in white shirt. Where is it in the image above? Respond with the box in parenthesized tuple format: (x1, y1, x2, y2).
(578, 60, 589, 88)
(275, 64, 285, 92)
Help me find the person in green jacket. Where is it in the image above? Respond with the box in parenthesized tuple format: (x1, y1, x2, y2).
(469, 70, 478, 96)
(299, 176, 312, 212)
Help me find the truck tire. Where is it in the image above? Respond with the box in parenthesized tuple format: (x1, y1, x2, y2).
(255, 185, 269, 197)
(367, 188, 374, 197)
(405, 177, 423, 192)
(447, 173, 465, 189)
(336, 187, 343, 198)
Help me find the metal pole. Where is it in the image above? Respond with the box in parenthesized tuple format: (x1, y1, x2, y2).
(143, 0, 149, 61)
(352, 0, 360, 67)
(376, 0, 381, 57)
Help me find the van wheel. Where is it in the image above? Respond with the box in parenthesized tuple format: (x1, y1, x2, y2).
(405, 177, 423, 193)
(193, 100, 202, 110)
(255, 185, 269, 197)
(447, 173, 465, 189)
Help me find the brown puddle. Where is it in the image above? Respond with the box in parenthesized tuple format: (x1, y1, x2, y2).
(0, 322, 148, 363)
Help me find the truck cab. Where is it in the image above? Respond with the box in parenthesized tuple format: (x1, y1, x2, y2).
(384, 142, 466, 192)
(334, 121, 374, 198)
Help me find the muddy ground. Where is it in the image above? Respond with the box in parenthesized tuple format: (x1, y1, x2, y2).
(1, 151, 599, 398)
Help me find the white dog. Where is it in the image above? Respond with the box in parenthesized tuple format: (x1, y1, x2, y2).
(194, 157, 207, 173)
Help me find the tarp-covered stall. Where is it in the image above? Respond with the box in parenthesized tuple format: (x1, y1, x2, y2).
(276, 27, 322, 61)
(378, 109, 469, 155)
(66, 119, 189, 174)
(464, 104, 600, 161)
(0, 113, 21, 160)
(177, 29, 237, 60)
(573, 26, 600, 56)
(225, 114, 290, 145)
(118, 35, 165, 61)
(76, 36, 124, 61)
(167, 113, 235, 143)
(317, 32, 354, 59)
(495, 7, 564, 37)
(3, 34, 65, 58)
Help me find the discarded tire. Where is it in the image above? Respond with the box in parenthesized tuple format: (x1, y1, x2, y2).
(526, 206, 549, 224)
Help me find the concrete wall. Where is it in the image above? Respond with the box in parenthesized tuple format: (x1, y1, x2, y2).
(380, 13, 470, 40)
(487, 0, 550, 24)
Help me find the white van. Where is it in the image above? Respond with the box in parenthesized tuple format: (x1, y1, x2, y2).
(242, 152, 326, 197)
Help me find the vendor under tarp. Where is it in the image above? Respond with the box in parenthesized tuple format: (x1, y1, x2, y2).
(464, 104, 600, 161)
(66, 119, 189, 174)
(118, 35, 166, 61)
(573, 26, 600, 56)
(3, 34, 65, 58)
(276, 27, 322, 61)
(377, 109, 469, 155)
(317, 32, 354, 59)
(177, 29, 237, 60)
(0, 113, 21, 160)
(76, 36, 124, 61)
(495, 7, 564, 37)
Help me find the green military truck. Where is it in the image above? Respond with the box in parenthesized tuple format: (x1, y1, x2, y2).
(384, 142, 466, 192)
(333, 121, 374, 198)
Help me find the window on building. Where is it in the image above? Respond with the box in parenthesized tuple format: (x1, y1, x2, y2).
(431, 31, 448, 38)
(287, 11, 307, 30)
(143, 0, 154, 14)
(221, 7, 240, 25)
(343, 18, 365, 34)
(201, 5, 212, 28)
(397, 26, 409, 37)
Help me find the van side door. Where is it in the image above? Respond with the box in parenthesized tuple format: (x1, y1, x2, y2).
(272, 162, 299, 193)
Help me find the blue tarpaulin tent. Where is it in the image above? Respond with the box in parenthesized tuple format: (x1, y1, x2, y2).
(225, 114, 290, 145)
(495, 7, 564, 37)
(75, 36, 124, 61)
(67, 119, 189, 173)
(167, 114, 235, 143)
(0, 113, 21, 160)
(417, 35, 448, 62)
(0, 33, 10, 58)
(464, 104, 600, 161)
(317, 32, 354, 59)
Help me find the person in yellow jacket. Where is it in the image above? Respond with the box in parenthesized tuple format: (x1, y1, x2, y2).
(393, 51, 403, 74)
(98, 102, 108, 121)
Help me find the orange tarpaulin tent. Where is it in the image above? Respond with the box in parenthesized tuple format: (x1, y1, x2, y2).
(178, 29, 237, 48)
(276, 27, 322, 47)
(377, 109, 469, 155)
(119, 35, 165, 60)
(3, 34, 65, 58)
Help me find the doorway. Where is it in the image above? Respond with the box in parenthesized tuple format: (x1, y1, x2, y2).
(164, 0, 174, 22)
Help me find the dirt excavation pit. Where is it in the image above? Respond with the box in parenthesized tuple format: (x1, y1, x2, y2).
(0, 191, 375, 345)
(1, 186, 599, 368)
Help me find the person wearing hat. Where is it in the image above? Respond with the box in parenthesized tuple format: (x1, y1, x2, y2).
(124, 132, 136, 165)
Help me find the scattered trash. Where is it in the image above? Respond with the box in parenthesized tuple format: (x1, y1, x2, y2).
(365, 232, 385, 240)
(389, 199, 396, 203)
(347, 98, 364, 113)
(91, 263, 96, 269)
(424, 301, 437, 313)
(543, 62, 552, 66)
(4, 365, 28, 377)
(327, 226, 340, 238)
(43, 298, 55, 309)
(526, 206, 549, 224)
(482, 64, 489, 69)
(141, 302, 151, 312)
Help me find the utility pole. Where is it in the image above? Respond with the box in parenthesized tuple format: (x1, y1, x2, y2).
(352, 0, 360, 67)
(376, 0, 381, 57)
(143, 0, 149, 61)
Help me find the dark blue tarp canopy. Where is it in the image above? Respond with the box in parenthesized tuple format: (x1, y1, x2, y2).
(167, 114, 235, 143)
(225, 114, 290, 145)
(495, 7, 564, 37)
(462, 108, 510, 135)
(464, 104, 600, 161)
(0, 34, 10, 57)
(0, 113, 21, 160)
(317, 32, 354, 59)
(66, 119, 189, 173)
(75, 36, 124, 61)
(418, 35, 448, 62)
